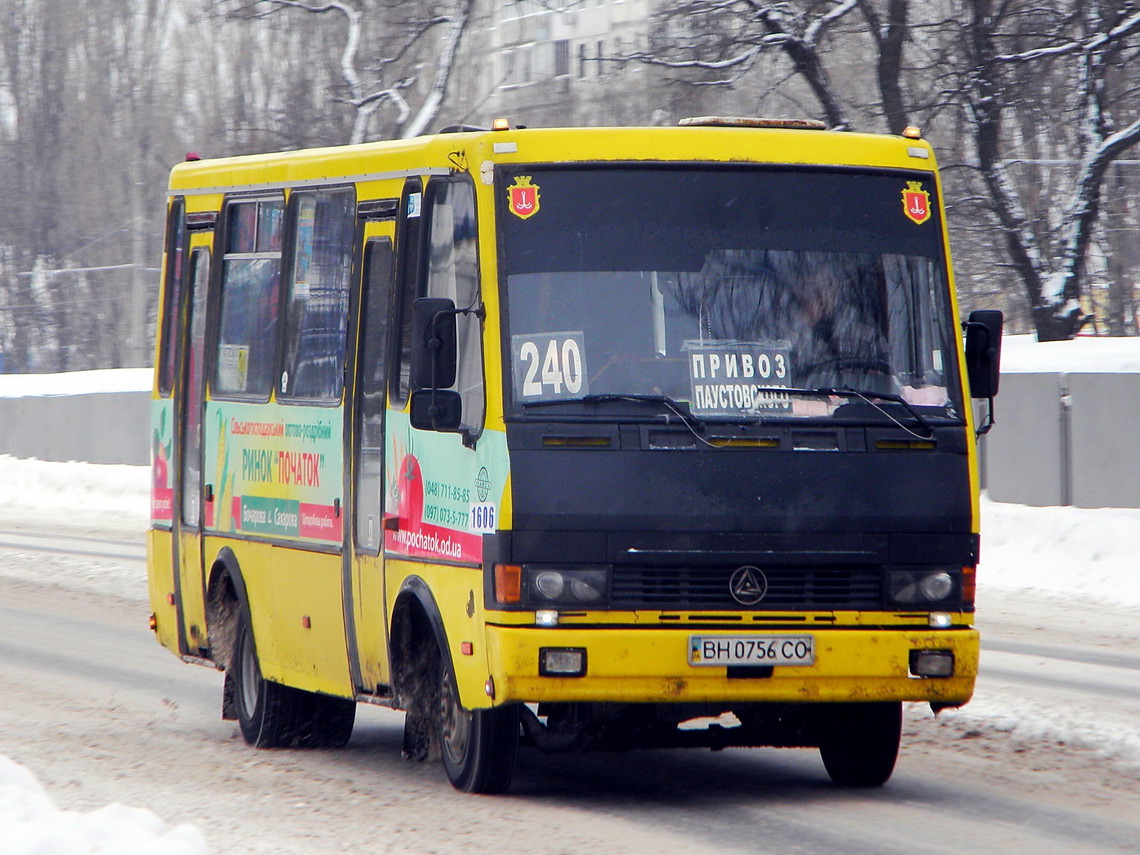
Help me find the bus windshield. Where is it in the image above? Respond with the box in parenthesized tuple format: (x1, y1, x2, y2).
(500, 166, 963, 422)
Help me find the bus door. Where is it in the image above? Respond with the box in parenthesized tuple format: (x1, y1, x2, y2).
(174, 240, 212, 656)
(346, 222, 397, 694)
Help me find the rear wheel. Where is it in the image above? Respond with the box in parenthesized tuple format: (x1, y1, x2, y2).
(817, 701, 901, 787)
(437, 652, 519, 793)
(233, 610, 355, 749)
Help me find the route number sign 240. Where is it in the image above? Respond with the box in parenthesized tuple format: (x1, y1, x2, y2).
(511, 332, 589, 400)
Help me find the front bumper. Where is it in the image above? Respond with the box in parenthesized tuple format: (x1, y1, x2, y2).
(483, 624, 978, 707)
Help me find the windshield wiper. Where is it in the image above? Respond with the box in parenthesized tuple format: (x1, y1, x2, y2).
(745, 386, 935, 439)
(522, 393, 705, 431)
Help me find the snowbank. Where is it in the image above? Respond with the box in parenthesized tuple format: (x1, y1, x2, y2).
(1000, 333, 1140, 373)
(0, 455, 150, 516)
(0, 755, 207, 855)
(0, 368, 151, 398)
(980, 495, 1140, 607)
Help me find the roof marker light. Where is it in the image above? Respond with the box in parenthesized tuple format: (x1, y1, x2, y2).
(902, 126, 923, 139)
(492, 118, 511, 131)
(679, 116, 828, 130)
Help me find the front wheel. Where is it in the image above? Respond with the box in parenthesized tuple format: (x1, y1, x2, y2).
(437, 654, 519, 793)
(817, 701, 901, 787)
(233, 609, 355, 749)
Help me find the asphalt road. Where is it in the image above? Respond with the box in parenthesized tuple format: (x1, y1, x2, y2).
(1, 523, 1138, 854)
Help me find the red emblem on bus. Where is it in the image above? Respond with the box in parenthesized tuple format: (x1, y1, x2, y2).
(507, 176, 541, 220)
(902, 181, 931, 225)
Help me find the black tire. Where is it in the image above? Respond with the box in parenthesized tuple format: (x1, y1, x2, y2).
(437, 652, 519, 793)
(817, 701, 902, 787)
(233, 610, 356, 749)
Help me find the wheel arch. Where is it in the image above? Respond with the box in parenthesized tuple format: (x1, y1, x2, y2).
(205, 547, 249, 720)
(389, 575, 454, 712)
(207, 547, 248, 613)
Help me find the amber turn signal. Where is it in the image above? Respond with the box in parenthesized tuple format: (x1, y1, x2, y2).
(494, 563, 522, 604)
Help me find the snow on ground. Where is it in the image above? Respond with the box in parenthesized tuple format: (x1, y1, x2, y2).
(0, 457, 187, 854)
(0, 756, 207, 855)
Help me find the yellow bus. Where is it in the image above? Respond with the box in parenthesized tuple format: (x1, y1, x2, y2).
(147, 118, 1003, 793)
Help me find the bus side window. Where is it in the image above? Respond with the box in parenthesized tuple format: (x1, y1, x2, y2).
(390, 177, 423, 406)
(213, 197, 285, 398)
(279, 187, 356, 402)
(181, 247, 211, 527)
(355, 237, 393, 552)
(157, 196, 187, 397)
(421, 178, 484, 435)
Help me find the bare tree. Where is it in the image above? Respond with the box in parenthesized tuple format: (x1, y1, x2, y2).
(635, 1, 857, 129)
(227, 0, 475, 143)
(643, 0, 1139, 338)
(959, 0, 1140, 339)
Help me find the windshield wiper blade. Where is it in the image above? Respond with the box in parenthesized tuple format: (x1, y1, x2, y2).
(522, 393, 705, 430)
(752, 386, 934, 438)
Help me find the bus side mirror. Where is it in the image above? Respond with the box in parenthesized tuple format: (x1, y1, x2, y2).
(964, 309, 1003, 400)
(411, 297, 457, 390)
(410, 388, 463, 431)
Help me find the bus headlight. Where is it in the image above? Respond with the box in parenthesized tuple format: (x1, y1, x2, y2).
(524, 566, 609, 606)
(888, 568, 958, 606)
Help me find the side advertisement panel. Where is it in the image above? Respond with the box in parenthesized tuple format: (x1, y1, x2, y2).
(204, 401, 344, 545)
(150, 398, 174, 525)
(385, 411, 509, 565)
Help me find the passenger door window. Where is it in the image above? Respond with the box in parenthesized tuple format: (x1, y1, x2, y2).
(181, 248, 211, 527)
(213, 197, 284, 398)
(354, 237, 393, 551)
(279, 187, 357, 401)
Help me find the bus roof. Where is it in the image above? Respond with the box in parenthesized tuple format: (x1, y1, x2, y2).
(167, 123, 937, 196)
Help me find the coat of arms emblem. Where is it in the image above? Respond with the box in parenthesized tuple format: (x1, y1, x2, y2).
(902, 181, 931, 225)
(507, 175, 540, 220)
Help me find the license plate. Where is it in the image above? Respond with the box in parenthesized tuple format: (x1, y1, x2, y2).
(689, 635, 815, 667)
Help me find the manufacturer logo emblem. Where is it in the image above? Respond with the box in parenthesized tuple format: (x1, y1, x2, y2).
(729, 565, 768, 606)
(475, 466, 492, 502)
(507, 175, 540, 219)
(902, 180, 931, 225)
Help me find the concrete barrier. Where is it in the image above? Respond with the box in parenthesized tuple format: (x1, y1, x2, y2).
(983, 374, 1066, 506)
(1067, 373, 1140, 508)
(0, 391, 150, 465)
(982, 371, 1140, 509)
(0, 363, 1136, 507)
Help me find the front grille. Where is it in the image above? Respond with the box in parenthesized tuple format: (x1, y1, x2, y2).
(610, 565, 884, 610)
